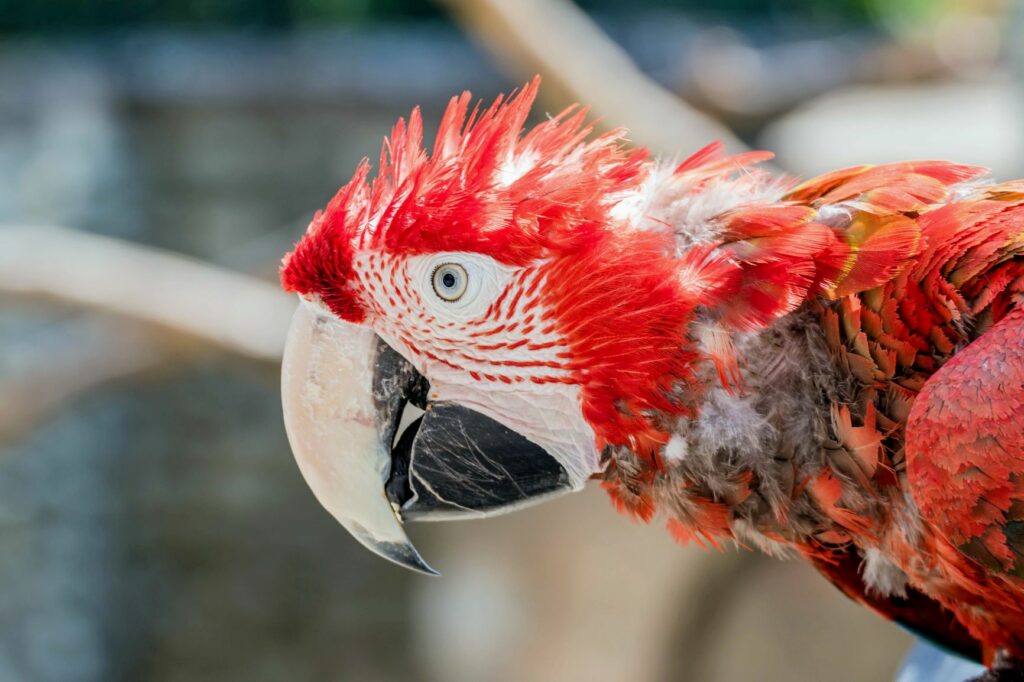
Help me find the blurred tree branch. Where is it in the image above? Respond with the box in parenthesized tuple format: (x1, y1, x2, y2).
(0, 226, 293, 443)
(0, 226, 293, 362)
(438, 0, 749, 157)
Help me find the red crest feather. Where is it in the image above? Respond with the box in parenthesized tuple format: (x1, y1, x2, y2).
(281, 77, 650, 318)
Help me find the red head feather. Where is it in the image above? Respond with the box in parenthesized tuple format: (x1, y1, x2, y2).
(281, 77, 649, 322)
(279, 78, 703, 462)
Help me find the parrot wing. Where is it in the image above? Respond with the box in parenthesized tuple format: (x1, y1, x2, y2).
(803, 173, 1024, 653)
(904, 182, 1024, 585)
(906, 304, 1024, 582)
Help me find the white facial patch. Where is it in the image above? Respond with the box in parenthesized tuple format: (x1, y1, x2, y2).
(355, 249, 604, 491)
(408, 252, 518, 322)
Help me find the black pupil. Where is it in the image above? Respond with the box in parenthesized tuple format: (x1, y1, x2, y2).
(442, 272, 457, 289)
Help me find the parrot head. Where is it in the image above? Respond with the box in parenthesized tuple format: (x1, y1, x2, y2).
(279, 79, 726, 573)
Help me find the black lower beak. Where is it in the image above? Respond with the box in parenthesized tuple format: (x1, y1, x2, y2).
(385, 402, 572, 520)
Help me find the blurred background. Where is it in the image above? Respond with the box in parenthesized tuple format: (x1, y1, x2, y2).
(0, 0, 1020, 680)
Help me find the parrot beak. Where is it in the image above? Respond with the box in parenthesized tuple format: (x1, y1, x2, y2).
(281, 299, 573, 575)
(281, 300, 438, 575)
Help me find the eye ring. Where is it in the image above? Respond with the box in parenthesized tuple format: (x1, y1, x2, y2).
(431, 262, 469, 302)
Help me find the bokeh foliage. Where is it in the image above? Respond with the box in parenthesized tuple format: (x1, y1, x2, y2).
(0, 0, 925, 34)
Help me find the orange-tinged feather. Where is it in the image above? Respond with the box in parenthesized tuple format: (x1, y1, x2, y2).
(832, 214, 921, 297)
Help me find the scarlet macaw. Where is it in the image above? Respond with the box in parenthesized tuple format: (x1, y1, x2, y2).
(279, 79, 1024, 679)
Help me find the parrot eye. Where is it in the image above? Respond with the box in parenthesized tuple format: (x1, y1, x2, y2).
(411, 252, 509, 319)
(431, 263, 468, 302)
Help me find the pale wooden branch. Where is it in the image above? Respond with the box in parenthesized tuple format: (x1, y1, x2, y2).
(0, 225, 295, 443)
(438, 0, 749, 157)
(0, 225, 295, 363)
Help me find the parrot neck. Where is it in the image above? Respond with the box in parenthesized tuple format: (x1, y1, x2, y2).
(603, 304, 910, 571)
(680, 306, 855, 551)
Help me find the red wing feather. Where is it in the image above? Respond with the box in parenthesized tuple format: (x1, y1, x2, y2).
(907, 306, 1024, 578)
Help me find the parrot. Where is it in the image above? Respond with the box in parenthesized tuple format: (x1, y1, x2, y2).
(278, 78, 1024, 679)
